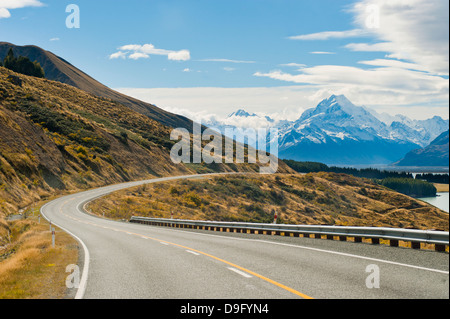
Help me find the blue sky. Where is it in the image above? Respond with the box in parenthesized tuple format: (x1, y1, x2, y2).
(1, 0, 449, 121)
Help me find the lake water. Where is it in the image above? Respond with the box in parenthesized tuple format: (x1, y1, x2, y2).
(419, 192, 449, 213)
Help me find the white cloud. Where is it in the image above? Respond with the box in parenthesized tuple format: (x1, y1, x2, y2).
(109, 51, 127, 59)
(310, 51, 335, 55)
(0, 7, 10, 18)
(49, 37, 60, 42)
(254, 65, 448, 94)
(358, 59, 430, 72)
(128, 52, 149, 60)
(349, 0, 449, 75)
(288, 0, 449, 76)
(109, 44, 190, 61)
(199, 58, 256, 64)
(344, 42, 392, 52)
(115, 87, 313, 122)
(168, 49, 190, 61)
(115, 86, 448, 122)
(279, 63, 307, 68)
(288, 29, 370, 40)
(0, 0, 43, 18)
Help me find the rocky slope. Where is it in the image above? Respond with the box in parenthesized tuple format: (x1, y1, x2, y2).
(395, 130, 449, 167)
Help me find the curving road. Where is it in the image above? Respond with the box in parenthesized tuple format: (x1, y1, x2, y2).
(41, 174, 449, 299)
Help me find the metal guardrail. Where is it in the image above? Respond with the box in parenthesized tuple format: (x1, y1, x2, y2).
(130, 216, 449, 252)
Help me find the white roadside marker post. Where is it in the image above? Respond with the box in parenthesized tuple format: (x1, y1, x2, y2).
(52, 227, 55, 248)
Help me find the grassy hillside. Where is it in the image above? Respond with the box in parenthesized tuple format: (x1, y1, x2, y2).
(0, 66, 293, 245)
(88, 172, 449, 231)
(0, 42, 194, 131)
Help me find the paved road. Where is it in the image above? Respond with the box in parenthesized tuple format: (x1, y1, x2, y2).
(41, 174, 449, 299)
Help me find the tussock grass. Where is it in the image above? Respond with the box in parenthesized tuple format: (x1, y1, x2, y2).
(89, 173, 449, 231)
(0, 215, 78, 299)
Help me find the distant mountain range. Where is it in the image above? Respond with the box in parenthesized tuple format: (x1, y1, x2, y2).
(206, 95, 449, 166)
(395, 130, 449, 167)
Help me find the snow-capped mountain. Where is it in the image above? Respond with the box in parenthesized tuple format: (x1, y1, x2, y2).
(204, 95, 449, 165)
(370, 112, 449, 147)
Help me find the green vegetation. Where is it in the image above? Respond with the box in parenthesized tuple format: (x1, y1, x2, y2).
(283, 160, 329, 173)
(284, 159, 445, 197)
(284, 159, 413, 179)
(13, 100, 110, 152)
(415, 173, 449, 185)
(2, 48, 45, 79)
(380, 178, 437, 198)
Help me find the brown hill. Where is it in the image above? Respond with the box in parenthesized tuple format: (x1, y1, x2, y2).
(88, 172, 449, 231)
(0, 42, 193, 131)
(1, 66, 286, 230)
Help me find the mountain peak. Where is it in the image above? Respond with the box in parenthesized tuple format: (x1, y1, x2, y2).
(228, 109, 256, 118)
(322, 94, 355, 109)
(299, 94, 368, 123)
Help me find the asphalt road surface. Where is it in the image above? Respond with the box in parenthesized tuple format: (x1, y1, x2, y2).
(41, 174, 449, 299)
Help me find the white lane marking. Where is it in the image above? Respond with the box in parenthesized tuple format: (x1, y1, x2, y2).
(39, 174, 230, 300)
(186, 250, 200, 256)
(228, 267, 252, 278)
(141, 225, 450, 275)
(160, 242, 169, 245)
(40, 201, 90, 300)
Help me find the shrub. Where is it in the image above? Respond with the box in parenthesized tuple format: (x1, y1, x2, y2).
(380, 178, 437, 198)
(3, 48, 45, 78)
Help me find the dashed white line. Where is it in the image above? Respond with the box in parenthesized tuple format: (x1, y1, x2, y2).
(228, 267, 252, 278)
(186, 250, 200, 256)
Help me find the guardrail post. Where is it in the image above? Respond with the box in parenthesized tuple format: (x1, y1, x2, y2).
(434, 244, 446, 252)
(371, 238, 380, 245)
(354, 237, 362, 243)
(390, 239, 399, 247)
(411, 242, 421, 249)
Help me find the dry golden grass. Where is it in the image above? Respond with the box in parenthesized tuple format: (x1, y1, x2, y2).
(0, 211, 78, 299)
(434, 183, 449, 192)
(88, 172, 449, 231)
(0, 66, 292, 219)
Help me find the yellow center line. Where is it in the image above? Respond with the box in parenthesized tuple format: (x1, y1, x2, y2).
(59, 203, 314, 299)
